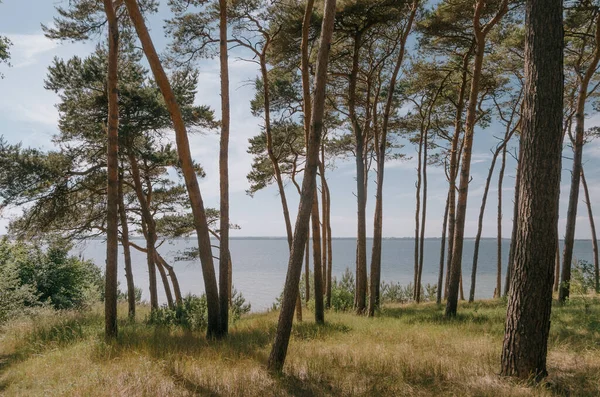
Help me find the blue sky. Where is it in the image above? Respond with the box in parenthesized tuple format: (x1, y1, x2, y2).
(0, 0, 599, 239)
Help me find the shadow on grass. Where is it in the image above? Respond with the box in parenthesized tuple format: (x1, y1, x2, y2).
(272, 371, 345, 397)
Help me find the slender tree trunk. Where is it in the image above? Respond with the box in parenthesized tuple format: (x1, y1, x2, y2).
(501, 0, 563, 379)
(155, 255, 174, 308)
(118, 171, 136, 318)
(267, 0, 335, 371)
(326, 180, 333, 308)
(469, 153, 499, 302)
(312, 191, 324, 324)
(305, 229, 310, 303)
(414, 131, 423, 300)
(554, 237, 560, 292)
(320, 165, 328, 294)
(470, 121, 517, 302)
(437, 189, 450, 304)
(446, 0, 508, 316)
(156, 253, 182, 306)
(444, 51, 471, 299)
(127, 151, 158, 310)
(125, 0, 222, 338)
(496, 144, 507, 298)
(347, 31, 367, 313)
(218, 0, 231, 335)
(417, 126, 428, 303)
(103, 0, 119, 339)
(505, 147, 522, 296)
(559, 15, 600, 303)
(581, 168, 599, 292)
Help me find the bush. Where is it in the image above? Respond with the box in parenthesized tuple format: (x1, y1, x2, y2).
(329, 268, 355, 311)
(571, 259, 597, 295)
(149, 288, 250, 330)
(0, 238, 102, 322)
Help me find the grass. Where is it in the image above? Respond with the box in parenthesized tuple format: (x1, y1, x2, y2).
(0, 298, 599, 396)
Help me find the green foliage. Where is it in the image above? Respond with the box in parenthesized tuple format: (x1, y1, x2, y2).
(0, 238, 103, 323)
(329, 268, 355, 312)
(149, 289, 250, 330)
(571, 259, 596, 296)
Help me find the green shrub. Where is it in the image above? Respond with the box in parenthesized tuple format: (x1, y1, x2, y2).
(149, 289, 250, 330)
(0, 238, 102, 321)
(571, 259, 596, 295)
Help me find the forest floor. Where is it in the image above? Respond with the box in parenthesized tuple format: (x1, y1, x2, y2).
(0, 298, 599, 396)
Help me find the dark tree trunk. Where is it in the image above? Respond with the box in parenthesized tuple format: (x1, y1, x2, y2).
(118, 171, 136, 319)
(218, 0, 231, 336)
(581, 168, 599, 292)
(267, 0, 335, 371)
(125, 0, 222, 338)
(305, 229, 310, 303)
(311, 191, 324, 324)
(414, 130, 423, 300)
(325, 180, 333, 308)
(102, 0, 119, 340)
(501, 0, 563, 379)
(417, 127, 428, 303)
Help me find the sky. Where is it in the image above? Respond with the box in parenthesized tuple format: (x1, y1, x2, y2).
(1, 0, 599, 239)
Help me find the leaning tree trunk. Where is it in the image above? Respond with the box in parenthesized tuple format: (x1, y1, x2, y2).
(125, 0, 222, 338)
(501, 0, 563, 379)
(156, 253, 182, 305)
(218, 0, 231, 335)
(102, 0, 119, 340)
(127, 150, 158, 310)
(118, 171, 136, 318)
(155, 255, 174, 308)
(267, 0, 336, 371)
(470, 118, 517, 302)
(581, 168, 599, 292)
(559, 14, 600, 303)
(446, 0, 508, 316)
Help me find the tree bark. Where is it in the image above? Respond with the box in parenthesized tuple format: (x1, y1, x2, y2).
(501, 0, 563, 379)
(267, 0, 335, 371)
(311, 191, 324, 324)
(118, 171, 136, 318)
(446, 0, 508, 316)
(305, 229, 310, 303)
(581, 168, 599, 292)
(155, 254, 174, 308)
(325, 179, 333, 308)
(559, 14, 600, 303)
(218, 0, 231, 336)
(125, 0, 222, 338)
(102, 0, 119, 340)
(414, 130, 423, 300)
(417, 126, 428, 303)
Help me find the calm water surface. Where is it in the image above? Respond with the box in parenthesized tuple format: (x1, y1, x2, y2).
(73, 238, 597, 311)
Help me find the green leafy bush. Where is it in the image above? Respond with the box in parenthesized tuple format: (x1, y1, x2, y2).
(571, 259, 597, 295)
(0, 238, 103, 323)
(149, 288, 250, 330)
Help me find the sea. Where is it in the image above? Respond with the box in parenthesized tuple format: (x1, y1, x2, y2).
(73, 238, 597, 312)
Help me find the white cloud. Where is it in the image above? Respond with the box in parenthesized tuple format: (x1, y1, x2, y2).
(2, 32, 58, 68)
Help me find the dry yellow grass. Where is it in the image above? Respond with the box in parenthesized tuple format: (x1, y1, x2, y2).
(1, 298, 599, 396)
